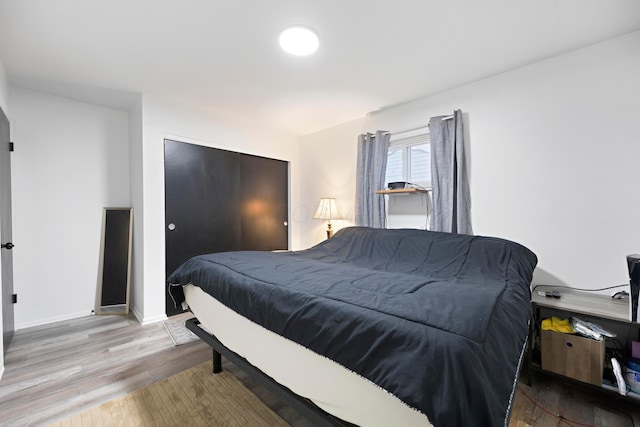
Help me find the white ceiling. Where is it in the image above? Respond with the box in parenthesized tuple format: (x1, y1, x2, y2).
(1, 0, 640, 136)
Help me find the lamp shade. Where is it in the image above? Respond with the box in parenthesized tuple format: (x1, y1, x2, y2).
(313, 198, 342, 220)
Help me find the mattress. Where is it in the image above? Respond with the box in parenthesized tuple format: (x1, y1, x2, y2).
(184, 283, 431, 426)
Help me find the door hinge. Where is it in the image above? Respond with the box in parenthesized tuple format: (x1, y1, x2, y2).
(9, 142, 14, 152)
(12, 293, 17, 304)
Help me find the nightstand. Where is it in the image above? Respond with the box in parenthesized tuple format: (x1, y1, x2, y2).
(527, 285, 640, 399)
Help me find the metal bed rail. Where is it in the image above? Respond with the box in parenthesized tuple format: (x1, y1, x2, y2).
(185, 317, 355, 427)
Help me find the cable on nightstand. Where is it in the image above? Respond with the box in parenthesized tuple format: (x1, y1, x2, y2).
(532, 284, 628, 293)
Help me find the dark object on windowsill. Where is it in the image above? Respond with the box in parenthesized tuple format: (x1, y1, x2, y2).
(387, 181, 408, 190)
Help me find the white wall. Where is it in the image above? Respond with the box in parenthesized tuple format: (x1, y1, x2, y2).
(0, 58, 8, 114)
(299, 31, 640, 290)
(299, 118, 363, 246)
(10, 88, 130, 328)
(130, 96, 300, 324)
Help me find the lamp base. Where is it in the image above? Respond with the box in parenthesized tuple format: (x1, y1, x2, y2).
(326, 223, 333, 239)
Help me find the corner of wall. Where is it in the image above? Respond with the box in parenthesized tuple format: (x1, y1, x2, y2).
(0, 57, 9, 115)
(128, 94, 145, 325)
(129, 304, 166, 325)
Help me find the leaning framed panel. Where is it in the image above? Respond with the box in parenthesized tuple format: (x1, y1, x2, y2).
(96, 207, 133, 315)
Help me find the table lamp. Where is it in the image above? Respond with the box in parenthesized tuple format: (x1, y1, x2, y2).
(313, 198, 343, 239)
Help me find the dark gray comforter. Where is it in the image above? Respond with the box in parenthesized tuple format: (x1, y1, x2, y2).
(168, 226, 537, 426)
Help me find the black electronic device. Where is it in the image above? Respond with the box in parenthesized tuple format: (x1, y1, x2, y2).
(387, 181, 408, 190)
(627, 254, 640, 322)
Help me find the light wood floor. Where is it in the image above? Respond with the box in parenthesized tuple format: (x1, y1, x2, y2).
(2, 313, 640, 427)
(0, 313, 212, 426)
(0, 312, 314, 427)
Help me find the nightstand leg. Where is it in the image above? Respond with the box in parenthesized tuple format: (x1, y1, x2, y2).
(525, 316, 534, 386)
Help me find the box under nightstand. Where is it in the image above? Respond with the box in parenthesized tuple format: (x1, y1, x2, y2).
(541, 329, 605, 386)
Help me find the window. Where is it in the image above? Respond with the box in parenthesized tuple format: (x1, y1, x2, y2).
(385, 129, 431, 189)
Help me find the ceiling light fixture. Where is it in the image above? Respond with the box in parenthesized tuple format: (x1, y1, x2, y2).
(279, 25, 319, 56)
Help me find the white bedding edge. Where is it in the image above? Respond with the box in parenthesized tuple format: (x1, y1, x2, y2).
(184, 284, 431, 427)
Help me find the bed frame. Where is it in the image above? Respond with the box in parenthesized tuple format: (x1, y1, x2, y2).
(185, 317, 356, 427)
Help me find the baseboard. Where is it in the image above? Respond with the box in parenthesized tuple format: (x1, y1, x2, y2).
(15, 310, 93, 330)
(141, 313, 168, 325)
(131, 305, 167, 325)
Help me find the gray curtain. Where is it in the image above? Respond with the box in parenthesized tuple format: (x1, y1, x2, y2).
(429, 109, 473, 234)
(355, 131, 390, 228)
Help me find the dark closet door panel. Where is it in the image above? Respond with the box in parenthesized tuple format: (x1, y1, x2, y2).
(164, 139, 241, 279)
(240, 155, 288, 251)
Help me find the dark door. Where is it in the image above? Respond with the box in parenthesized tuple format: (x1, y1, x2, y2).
(164, 139, 288, 316)
(240, 154, 288, 251)
(0, 106, 14, 353)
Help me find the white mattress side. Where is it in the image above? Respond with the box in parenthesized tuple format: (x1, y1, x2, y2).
(184, 284, 431, 427)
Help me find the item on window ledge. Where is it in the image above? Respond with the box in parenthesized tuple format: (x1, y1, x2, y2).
(387, 181, 408, 190)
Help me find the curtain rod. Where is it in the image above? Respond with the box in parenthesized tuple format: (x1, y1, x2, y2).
(382, 115, 454, 136)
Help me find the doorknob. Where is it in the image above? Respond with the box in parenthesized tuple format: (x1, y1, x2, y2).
(168, 223, 176, 231)
(1, 242, 14, 250)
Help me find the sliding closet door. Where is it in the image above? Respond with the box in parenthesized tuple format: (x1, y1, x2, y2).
(240, 155, 288, 251)
(164, 140, 242, 315)
(164, 139, 289, 316)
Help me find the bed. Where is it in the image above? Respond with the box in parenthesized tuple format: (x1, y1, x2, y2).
(167, 226, 537, 426)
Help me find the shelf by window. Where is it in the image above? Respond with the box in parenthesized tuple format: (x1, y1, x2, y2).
(375, 188, 429, 195)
